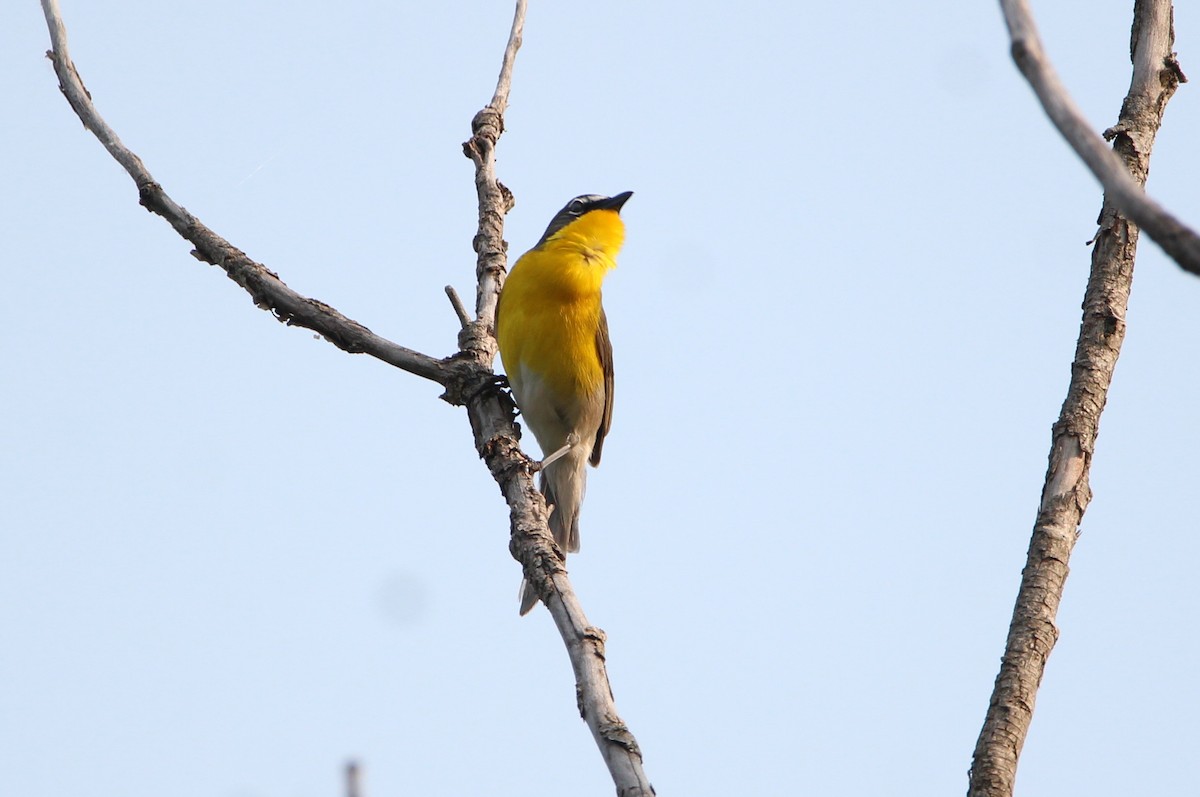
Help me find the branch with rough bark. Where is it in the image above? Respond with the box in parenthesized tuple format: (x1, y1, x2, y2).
(998, 0, 1197, 276)
(455, 5, 653, 791)
(39, 0, 652, 793)
(969, 2, 1185, 796)
(39, 2, 448, 383)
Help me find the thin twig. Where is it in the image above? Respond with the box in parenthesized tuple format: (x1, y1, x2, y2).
(445, 285, 471, 330)
(999, 0, 1199, 276)
(38, 0, 448, 384)
(970, 3, 1185, 796)
(489, 0, 525, 112)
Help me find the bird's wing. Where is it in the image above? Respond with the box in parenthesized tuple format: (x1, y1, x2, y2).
(590, 308, 614, 467)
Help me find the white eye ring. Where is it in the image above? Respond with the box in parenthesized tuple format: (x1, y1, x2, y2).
(568, 199, 586, 214)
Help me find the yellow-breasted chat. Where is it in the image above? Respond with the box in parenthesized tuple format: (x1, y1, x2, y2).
(496, 191, 633, 615)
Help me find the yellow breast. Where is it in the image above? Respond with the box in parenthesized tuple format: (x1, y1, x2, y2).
(497, 209, 623, 397)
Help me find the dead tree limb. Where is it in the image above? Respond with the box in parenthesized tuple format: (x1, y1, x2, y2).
(998, 0, 1197, 276)
(454, 4, 653, 791)
(39, 0, 652, 792)
(969, 3, 1186, 795)
(39, 2, 446, 383)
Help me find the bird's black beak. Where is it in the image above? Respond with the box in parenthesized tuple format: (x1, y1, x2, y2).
(596, 191, 633, 213)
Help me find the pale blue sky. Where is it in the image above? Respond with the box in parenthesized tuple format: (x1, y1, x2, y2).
(3, 2, 1199, 795)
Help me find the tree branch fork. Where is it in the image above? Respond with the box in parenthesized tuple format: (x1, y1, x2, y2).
(39, 0, 652, 793)
(1000, 0, 1199, 277)
(970, 2, 1186, 796)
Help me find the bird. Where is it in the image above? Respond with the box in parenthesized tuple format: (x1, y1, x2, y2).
(495, 191, 633, 614)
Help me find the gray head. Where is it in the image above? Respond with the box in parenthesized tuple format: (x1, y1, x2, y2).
(535, 191, 633, 248)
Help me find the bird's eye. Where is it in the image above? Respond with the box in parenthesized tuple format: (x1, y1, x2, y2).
(568, 199, 586, 214)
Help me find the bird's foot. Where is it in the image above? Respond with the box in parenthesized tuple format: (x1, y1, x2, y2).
(462, 372, 513, 407)
(536, 433, 580, 470)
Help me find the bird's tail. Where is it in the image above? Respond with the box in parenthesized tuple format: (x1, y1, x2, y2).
(518, 454, 587, 615)
(542, 454, 585, 554)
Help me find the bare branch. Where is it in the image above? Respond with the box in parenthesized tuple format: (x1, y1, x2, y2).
(454, 3, 654, 793)
(489, 0, 526, 113)
(41, 0, 651, 791)
(460, 1, 524, 341)
(999, 0, 1198, 276)
(38, 0, 448, 384)
(445, 285, 471, 330)
(970, 3, 1184, 795)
